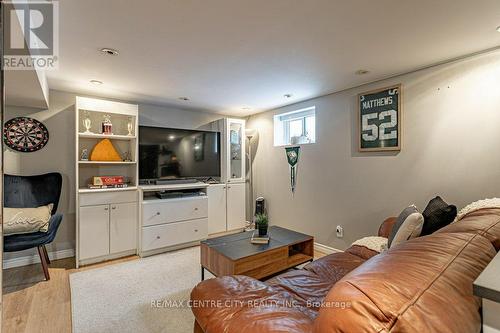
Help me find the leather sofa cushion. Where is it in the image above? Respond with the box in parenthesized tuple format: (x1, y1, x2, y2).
(191, 275, 314, 333)
(303, 250, 367, 281)
(315, 232, 495, 333)
(437, 207, 500, 250)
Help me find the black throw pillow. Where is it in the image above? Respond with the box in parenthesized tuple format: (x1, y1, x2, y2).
(421, 196, 457, 235)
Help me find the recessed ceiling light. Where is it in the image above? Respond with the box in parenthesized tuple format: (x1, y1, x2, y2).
(90, 80, 103, 85)
(100, 48, 119, 56)
(355, 69, 370, 75)
(496, 26, 500, 32)
(241, 107, 251, 110)
(283, 94, 292, 98)
(179, 97, 190, 101)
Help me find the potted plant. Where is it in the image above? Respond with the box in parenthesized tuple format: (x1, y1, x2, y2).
(255, 213, 269, 236)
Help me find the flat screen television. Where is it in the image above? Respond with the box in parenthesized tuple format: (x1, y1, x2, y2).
(139, 126, 221, 181)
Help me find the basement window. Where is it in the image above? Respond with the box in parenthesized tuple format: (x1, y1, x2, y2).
(274, 106, 316, 146)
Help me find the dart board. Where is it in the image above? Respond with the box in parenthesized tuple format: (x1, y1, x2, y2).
(3, 117, 49, 152)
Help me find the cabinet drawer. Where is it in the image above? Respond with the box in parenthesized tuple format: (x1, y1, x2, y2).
(142, 197, 208, 227)
(141, 218, 208, 251)
(80, 190, 137, 206)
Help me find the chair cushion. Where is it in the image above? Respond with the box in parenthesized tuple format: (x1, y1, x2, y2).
(4, 204, 53, 235)
(4, 213, 63, 252)
(303, 251, 367, 282)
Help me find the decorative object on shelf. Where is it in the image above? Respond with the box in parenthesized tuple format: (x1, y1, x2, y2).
(285, 146, 300, 193)
(101, 114, 113, 135)
(90, 138, 122, 161)
(255, 213, 269, 237)
(359, 84, 401, 152)
(83, 111, 92, 134)
(122, 151, 132, 162)
(87, 183, 129, 189)
(3, 117, 49, 152)
(80, 148, 89, 161)
(127, 117, 134, 136)
(92, 176, 124, 186)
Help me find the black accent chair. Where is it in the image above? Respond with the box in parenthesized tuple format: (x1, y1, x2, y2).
(4, 173, 63, 280)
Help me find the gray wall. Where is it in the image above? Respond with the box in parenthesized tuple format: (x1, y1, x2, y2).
(246, 50, 500, 249)
(4, 90, 225, 260)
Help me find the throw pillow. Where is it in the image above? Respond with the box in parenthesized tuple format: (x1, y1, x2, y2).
(4, 204, 53, 235)
(388, 205, 424, 248)
(421, 196, 457, 235)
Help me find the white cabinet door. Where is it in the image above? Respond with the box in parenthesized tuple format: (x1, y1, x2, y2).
(226, 182, 246, 230)
(224, 118, 246, 184)
(207, 184, 227, 234)
(79, 205, 109, 260)
(110, 202, 137, 254)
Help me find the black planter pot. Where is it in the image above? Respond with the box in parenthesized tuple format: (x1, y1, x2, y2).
(258, 226, 268, 236)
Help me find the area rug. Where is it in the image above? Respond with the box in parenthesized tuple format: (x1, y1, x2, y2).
(70, 246, 213, 333)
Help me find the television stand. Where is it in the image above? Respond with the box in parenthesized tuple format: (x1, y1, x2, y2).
(139, 182, 209, 257)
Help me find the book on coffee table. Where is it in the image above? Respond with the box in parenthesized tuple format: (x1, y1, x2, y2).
(251, 231, 270, 244)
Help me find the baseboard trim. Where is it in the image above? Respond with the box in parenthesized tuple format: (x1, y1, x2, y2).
(3, 248, 75, 269)
(314, 242, 343, 255)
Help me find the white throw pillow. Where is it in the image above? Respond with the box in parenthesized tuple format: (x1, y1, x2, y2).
(388, 205, 424, 248)
(4, 204, 53, 235)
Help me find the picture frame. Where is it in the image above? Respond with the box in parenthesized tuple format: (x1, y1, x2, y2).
(358, 84, 402, 152)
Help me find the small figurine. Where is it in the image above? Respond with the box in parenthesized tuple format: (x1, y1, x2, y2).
(102, 114, 113, 135)
(127, 117, 134, 136)
(83, 111, 92, 134)
(123, 151, 132, 162)
(81, 148, 89, 161)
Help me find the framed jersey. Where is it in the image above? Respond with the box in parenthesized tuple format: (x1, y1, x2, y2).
(358, 84, 402, 152)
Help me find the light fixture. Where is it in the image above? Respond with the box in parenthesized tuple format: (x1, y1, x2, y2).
(168, 135, 176, 140)
(179, 97, 190, 101)
(90, 80, 103, 85)
(497, 26, 500, 32)
(283, 94, 292, 98)
(355, 69, 370, 75)
(100, 48, 119, 56)
(241, 107, 251, 111)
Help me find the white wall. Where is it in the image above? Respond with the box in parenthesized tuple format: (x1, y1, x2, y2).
(247, 50, 500, 249)
(4, 90, 226, 261)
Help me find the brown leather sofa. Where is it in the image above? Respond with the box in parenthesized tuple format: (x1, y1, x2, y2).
(191, 208, 500, 332)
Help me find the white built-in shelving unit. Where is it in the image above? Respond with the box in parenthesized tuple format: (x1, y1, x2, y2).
(75, 97, 139, 267)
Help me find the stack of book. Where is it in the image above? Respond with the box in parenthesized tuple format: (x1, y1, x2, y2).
(251, 231, 270, 244)
(88, 176, 129, 189)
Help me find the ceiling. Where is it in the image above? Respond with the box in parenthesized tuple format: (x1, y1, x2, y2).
(48, 0, 500, 116)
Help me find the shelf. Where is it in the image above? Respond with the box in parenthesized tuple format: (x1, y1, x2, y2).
(78, 161, 136, 165)
(78, 132, 136, 140)
(78, 186, 138, 193)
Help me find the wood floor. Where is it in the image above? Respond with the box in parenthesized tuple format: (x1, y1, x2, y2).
(3, 249, 328, 333)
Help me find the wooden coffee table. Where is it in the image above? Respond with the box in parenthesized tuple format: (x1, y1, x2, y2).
(200, 226, 314, 280)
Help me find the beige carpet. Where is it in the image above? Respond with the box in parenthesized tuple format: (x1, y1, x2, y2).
(70, 246, 213, 333)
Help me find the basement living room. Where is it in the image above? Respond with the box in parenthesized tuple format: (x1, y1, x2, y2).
(1, 1, 500, 333)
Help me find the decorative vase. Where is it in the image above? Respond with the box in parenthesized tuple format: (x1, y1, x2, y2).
(258, 226, 268, 236)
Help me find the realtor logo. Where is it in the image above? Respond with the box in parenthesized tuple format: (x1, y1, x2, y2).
(3, 1, 59, 70)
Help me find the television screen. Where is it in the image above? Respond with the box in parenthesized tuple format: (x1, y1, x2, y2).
(139, 126, 221, 181)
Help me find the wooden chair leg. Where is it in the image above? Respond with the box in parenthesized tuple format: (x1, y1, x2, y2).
(37, 246, 50, 281)
(42, 244, 51, 264)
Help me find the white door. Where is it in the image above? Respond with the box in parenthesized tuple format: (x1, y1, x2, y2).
(226, 182, 246, 230)
(110, 202, 137, 254)
(79, 205, 110, 260)
(207, 184, 227, 234)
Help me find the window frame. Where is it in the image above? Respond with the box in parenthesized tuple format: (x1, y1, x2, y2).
(274, 106, 316, 146)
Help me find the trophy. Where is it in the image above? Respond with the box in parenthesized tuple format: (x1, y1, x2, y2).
(83, 111, 92, 134)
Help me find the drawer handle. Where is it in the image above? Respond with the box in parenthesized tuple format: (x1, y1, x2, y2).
(156, 212, 161, 215)
(156, 236, 161, 239)
(112, 206, 116, 210)
(194, 229, 198, 232)
(104, 207, 109, 211)
(194, 207, 198, 211)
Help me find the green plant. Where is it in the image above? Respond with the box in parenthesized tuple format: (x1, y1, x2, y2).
(255, 214, 269, 228)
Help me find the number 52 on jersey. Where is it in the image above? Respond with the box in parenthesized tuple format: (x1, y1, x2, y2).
(358, 84, 402, 152)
